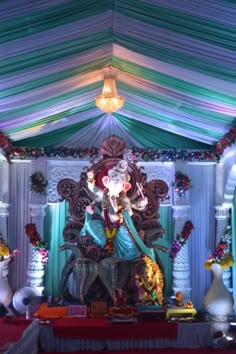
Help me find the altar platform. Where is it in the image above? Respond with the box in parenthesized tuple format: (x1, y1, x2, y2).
(38, 315, 213, 352)
(0, 317, 39, 354)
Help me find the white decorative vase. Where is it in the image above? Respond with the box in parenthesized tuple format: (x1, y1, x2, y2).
(27, 246, 45, 294)
(0, 258, 13, 306)
(204, 263, 234, 334)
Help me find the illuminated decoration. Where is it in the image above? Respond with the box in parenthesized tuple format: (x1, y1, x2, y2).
(95, 68, 125, 113)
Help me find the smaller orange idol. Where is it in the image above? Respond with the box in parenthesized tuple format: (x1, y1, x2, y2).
(175, 291, 183, 307)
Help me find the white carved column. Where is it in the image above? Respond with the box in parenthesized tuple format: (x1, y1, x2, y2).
(0, 156, 12, 306)
(27, 204, 47, 295)
(172, 205, 191, 302)
(215, 206, 232, 289)
(0, 156, 10, 240)
(215, 206, 230, 245)
(0, 202, 10, 242)
(26, 161, 48, 294)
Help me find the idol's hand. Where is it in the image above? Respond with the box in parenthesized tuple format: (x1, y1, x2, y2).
(87, 170, 95, 181)
(137, 197, 148, 207)
(86, 205, 94, 214)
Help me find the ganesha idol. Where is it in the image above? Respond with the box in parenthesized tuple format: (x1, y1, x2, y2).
(58, 135, 168, 305)
(81, 160, 155, 262)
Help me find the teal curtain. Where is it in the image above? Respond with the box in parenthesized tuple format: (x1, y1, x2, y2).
(44, 201, 70, 296)
(43, 202, 173, 298)
(157, 206, 174, 297)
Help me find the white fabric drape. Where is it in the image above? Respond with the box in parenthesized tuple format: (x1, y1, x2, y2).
(188, 163, 216, 310)
(8, 161, 31, 292)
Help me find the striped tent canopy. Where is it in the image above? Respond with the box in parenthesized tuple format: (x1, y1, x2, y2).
(1, 0, 236, 157)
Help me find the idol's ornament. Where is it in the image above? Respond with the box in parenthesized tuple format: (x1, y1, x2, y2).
(204, 225, 234, 334)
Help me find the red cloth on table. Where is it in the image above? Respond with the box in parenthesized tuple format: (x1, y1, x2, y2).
(0, 317, 33, 349)
(52, 317, 178, 340)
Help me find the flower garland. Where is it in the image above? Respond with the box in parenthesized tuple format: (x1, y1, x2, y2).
(1, 127, 236, 162)
(172, 171, 192, 198)
(204, 225, 234, 270)
(102, 189, 122, 254)
(215, 127, 236, 156)
(25, 223, 48, 264)
(29, 171, 48, 195)
(169, 220, 194, 260)
(11, 145, 220, 162)
(0, 131, 12, 162)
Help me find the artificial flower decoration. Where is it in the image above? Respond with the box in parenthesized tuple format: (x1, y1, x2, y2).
(204, 225, 234, 270)
(169, 220, 194, 260)
(172, 171, 192, 198)
(29, 171, 48, 195)
(25, 223, 48, 264)
(215, 127, 236, 156)
(11, 146, 220, 162)
(0, 131, 12, 162)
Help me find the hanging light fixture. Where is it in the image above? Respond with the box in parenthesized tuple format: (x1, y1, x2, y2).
(95, 68, 125, 113)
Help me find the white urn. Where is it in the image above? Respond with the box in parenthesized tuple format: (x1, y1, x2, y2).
(0, 257, 13, 307)
(204, 263, 234, 333)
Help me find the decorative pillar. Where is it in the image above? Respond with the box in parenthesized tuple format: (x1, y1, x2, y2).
(215, 206, 230, 245)
(0, 203, 12, 307)
(0, 202, 10, 242)
(172, 205, 191, 302)
(27, 204, 46, 294)
(0, 156, 12, 307)
(26, 161, 48, 294)
(215, 206, 232, 289)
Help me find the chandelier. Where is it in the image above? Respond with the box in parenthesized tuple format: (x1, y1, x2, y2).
(95, 69, 125, 113)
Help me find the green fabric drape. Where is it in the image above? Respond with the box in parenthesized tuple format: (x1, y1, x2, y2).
(115, 113, 211, 149)
(44, 202, 70, 296)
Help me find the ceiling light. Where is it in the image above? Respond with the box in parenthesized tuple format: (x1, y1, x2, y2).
(95, 68, 125, 113)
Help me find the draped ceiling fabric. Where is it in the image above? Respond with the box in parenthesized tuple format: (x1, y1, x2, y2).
(1, 0, 236, 150)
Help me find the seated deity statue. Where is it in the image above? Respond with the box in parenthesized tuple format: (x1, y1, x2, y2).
(80, 160, 155, 262)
